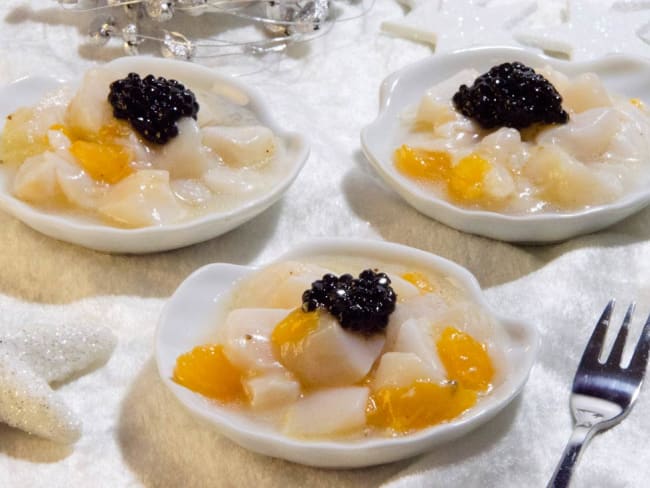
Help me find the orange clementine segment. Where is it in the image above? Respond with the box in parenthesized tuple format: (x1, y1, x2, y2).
(436, 326, 494, 391)
(395, 145, 491, 204)
(271, 308, 320, 362)
(173, 344, 246, 403)
(394, 144, 451, 181)
(366, 381, 477, 433)
(69, 139, 133, 184)
(401, 271, 435, 293)
(447, 153, 491, 202)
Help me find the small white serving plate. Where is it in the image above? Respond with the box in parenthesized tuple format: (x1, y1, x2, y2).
(361, 46, 650, 243)
(155, 238, 539, 468)
(0, 57, 309, 253)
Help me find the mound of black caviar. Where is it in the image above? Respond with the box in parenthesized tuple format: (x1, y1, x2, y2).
(452, 62, 569, 130)
(302, 269, 397, 335)
(108, 73, 199, 145)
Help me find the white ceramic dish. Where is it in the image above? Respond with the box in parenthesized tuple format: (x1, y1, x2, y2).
(0, 57, 309, 253)
(155, 238, 539, 468)
(360, 46, 650, 243)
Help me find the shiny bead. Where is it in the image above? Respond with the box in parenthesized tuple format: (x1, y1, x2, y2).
(161, 30, 196, 59)
(289, 0, 329, 35)
(88, 15, 116, 46)
(121, 23, 142, 55)
(145, 0, 175, 22)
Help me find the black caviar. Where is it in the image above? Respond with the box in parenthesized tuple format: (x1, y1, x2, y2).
(107, 73, 199, 145)
(452, 62, 569, 130)
(302, 269, 397, 335)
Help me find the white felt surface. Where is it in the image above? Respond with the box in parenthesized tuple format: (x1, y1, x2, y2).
(1, 1, 649, 487)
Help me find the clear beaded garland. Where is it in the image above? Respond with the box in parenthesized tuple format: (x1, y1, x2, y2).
(55, 0, 372, 60)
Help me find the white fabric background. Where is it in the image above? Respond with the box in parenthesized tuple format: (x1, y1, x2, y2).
(0, 1, 649, 486)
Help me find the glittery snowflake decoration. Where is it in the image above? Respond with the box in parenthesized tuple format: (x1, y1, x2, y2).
(385, 0, 650, 61)
(54, 0, 374, 60)
(515, 0, 650, 60)
(0, 321, 116, 443)
(382, 0, 540, 52)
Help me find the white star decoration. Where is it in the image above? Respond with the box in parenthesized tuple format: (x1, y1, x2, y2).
(382, 0, 538, 51)
(515, 0, 650, 60)
(0, 321, 115, 443)
(385, 0, 650, 61)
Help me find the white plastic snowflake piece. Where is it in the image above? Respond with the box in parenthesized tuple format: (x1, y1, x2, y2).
(0, 322, 116, 443)
(515, 0, 650, 60)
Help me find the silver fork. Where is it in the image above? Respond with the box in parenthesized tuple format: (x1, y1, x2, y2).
(547, 300, 650, 488)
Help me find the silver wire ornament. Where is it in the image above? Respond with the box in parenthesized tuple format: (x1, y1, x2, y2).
(58, 0, 367, 61)
(121, 23, 142, 55)
(291, 0, 329, 34)
(161, 31, 196, 59)
(266, 1, 330, 35)
(88, 14, 116, 45)
(176, 0, 209, 15)
(266, 1, 296, 35)
(144, 0, 174, 22)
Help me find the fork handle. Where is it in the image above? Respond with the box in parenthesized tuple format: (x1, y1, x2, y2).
(547, 424, 595, 488)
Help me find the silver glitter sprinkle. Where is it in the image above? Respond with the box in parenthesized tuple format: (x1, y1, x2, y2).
(161, 31, 196, 59)
(145, 0, 175, 22)
(0, 322, 116, 443)
(88, 15, 116, 46)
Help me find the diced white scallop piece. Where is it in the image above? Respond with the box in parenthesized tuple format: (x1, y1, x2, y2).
(415, 69, 479, 128)
(170, 178, 213, 206)
(244, 372, 301, 410)
(562, 72, 612, 113)
(201, 125, 275, 167)
(13, 152, 62, 202)
(56, 157, 107, 210)
(269, 268, 337, 309)
(283, 387, 369, 437)
(156, 118, 214, 179)
(607, 103, 650, 162)
(221, 308, 291, 372)
(537, 108, 619, 161)
(196, 93, 218, 128)
(388, 274, 421, 302)
(47, 129, 71, 153)
(483, 163, 516, 201)
(432, 116, 483, 149)
(523, 144, 619, 208)
(373, 352, 438, 390)
(479, 127, 528, 172)
(98, 169, 187, 227)
(202, 165, 260, 196)
(392, 318, 446, 382)
(284, 314, 385, 387)
(537, 66, 570, 99)
(65, 67, 114, 134)
(233, 261, 335, 309)
(385, 294, 449, 347)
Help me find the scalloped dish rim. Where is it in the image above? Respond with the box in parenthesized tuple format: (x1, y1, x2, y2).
(0, 56, 310, 253)
(155, 238, 540, 467)
(360, 46, 650, 243)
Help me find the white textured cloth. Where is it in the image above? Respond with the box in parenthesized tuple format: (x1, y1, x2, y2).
(1, 1, 649, 487)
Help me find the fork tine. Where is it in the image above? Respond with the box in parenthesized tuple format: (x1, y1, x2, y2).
(628, 312, 650, 377)
(608, 303, 635, 366)
(579, 300, 615, 366)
